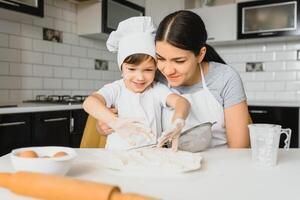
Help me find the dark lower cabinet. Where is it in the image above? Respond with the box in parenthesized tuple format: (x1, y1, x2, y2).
(70, 109, 88, 148)
(0, 113, 31, 156)
(32, 111, 70, 146)
(249, 106, 299, 148)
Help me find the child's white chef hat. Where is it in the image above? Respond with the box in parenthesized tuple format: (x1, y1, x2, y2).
(106, 16, 156, 69)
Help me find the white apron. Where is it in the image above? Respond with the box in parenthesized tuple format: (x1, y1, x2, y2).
(162, 65, 227, 149)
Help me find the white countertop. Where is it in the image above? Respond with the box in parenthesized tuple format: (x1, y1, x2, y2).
(0, 102, 82, 114)
(0, 148, 299, 200)
(248, 100, 300, 107)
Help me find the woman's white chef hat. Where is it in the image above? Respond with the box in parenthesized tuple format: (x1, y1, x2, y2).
(106, 16, 156, 69)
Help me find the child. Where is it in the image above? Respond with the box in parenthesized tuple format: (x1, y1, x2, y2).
(83, 16, 190, 151)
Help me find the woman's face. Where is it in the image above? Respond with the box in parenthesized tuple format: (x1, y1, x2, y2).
(155, 41, 205, 87)
(122, 57, 156, 93)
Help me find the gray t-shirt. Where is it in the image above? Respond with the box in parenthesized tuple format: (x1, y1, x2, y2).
(157, 61, 247, 108)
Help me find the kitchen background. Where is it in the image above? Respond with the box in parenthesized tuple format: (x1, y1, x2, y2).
(0, 0, 299, 103)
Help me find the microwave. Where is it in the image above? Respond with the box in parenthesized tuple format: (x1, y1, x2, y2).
(0, 0, 43, 17)
(102, 0, 145, 34)
(237, 0, 300, 39)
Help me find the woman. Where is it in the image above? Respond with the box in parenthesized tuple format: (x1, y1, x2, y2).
(97, 10, 250, 150)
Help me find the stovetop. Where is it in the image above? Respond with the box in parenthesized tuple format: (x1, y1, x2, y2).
(23, 95, 88, 104)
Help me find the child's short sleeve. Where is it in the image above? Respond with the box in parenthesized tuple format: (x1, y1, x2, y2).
(96, 80, 121, 107)
(152, 82, 173, 107)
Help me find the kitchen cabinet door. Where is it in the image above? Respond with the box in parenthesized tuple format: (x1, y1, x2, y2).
(249, 106, 299, 148)
(32, 111, 70, 147)
(69, 109, 88, 148)
(0, 113, 31, 156)
(190, 4, 237, 43)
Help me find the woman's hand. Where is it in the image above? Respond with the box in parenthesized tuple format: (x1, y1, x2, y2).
(95, 107, 118, 136)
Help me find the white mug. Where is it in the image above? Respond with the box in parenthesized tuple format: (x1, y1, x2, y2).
(248, 124, 291, 166)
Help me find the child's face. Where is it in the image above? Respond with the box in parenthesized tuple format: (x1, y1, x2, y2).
(122, 57, 156, 93)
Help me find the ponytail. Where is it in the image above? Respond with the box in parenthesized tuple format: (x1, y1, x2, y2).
(203, 44, 226, 64)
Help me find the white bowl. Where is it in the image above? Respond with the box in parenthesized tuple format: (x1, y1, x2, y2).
(10, 146, 77, 175)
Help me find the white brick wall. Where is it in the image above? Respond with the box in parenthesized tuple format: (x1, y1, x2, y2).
(215, 40, 300, 102)
(0, 1, 118, 102)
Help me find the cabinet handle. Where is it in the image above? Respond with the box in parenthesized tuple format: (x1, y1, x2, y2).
(249, 110, 268, 114)
(43, 117, 68, 122)
(0, 121, 26, 127)
(70, 117, 74, 133)
(207, 37, 215, 40)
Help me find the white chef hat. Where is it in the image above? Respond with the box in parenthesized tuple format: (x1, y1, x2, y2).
(106, 16, 156, 69)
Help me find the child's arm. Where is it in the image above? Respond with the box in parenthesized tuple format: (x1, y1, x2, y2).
(83, 93, 117, 124)
(166, 93, 190, 122)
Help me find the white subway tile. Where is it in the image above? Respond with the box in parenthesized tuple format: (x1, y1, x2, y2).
(286, 81, 300, 91)
(44, 54, 62, 66)
(0, 76, 20, 89)
(94, 80, 109, 90)
(33, 17, 54, 28)
(33, 90, 53, 97)
(87, 49, 102, 59)
(22, 51, 43, 64)
(71, 46, 87, 57)
(63, 33, 79, 45)
(114, 71, 121, 80)
(71, 90, 90, 96)
(62, 10, 76, 22)
(275, 51, 297, 61)
(0, 62, 9, 75)
(0, 19, 20, 34)
(274, 91, 296, 101)
(265, 43, 286, 51)
(63, 56, 79, 67)
(43, 78, 62, 89)
(54, 19, 71, 33)
(297, 92, 300, 101)
(108, 61, 119, 71)
(79, 37, 94, 48)
(101, 71, 116, 80)
(274, 71, 297, 80)
(0, 9, 33, 24)
(0, 90, 9, 102)
(9, 35, 32, 50)
(0, 48, 21, 62)
(54, 90, 72, 95)
(255, 52, 275, 62)
(229, 63, 245, 72)
(79, 80, 94, 90)
(255, 91, 275, 101)
(71, 23, 77, 34)
(45, 5, 62, 19)
(21, 24, 43, 39)
(265, 81, 285, 91)
(244, 82, 265, 91)
(45, 0, 54, 5)
(54, 67, 71, 78)
(245, 91, 255, 101)
(101, 51, 116, 61)
(264, 62, 285, 71)
(54, 0, 72, 10)
(9, 90, 33, 101)
(298, 72, 300, 80)
(10, 63, 32, 76)
(72, 69, 87, 79)
(286, 61, 300, 70)
(240, 72, 255, 82)
(286, 41, 300, 50)
(79, 58, 94, 69)
(63, 79, 79, 89)
(87, 70, 103, 79)
(53, 43, 71, 55)
(253, 72, 274, 81)
(21, 77, 43, 89)
(0, 33, 8, 47)
(245, 44, 266, 52)
(33, 39, 53, 52)
(33, 65, 53, 77)
(93, 40, 107, 50)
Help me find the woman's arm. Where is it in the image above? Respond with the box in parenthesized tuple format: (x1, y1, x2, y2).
(224, 101, 251, 148)
(83, 93, 117, 124)
(166, 93, 191, 122)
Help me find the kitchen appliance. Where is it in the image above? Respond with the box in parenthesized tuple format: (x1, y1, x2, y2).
(102, 0, 145, 34)
(237, 0, 300, 39)
(23, 95, 87, 104)
(0, 0, 44, 17)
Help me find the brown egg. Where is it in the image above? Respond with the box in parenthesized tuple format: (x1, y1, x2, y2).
(53, 151, 68, 157)
(17, 150, 38, 158)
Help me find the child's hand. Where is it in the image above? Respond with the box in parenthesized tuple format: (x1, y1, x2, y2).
(108, 118, 155, 146)
(157, 118, 185, 151)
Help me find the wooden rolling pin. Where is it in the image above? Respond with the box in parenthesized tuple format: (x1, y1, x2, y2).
(0, 172, 157, 200)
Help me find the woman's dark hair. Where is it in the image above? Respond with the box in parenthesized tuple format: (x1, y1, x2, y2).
(155, 10, 226, 64)
(123, 53, 155, 65)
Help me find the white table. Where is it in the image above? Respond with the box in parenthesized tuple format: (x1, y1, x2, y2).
(0, 148, 299, 200)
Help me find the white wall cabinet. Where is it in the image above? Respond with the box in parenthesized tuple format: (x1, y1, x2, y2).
(190, 4, 237, 43)
(145, 0, 184, 27)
